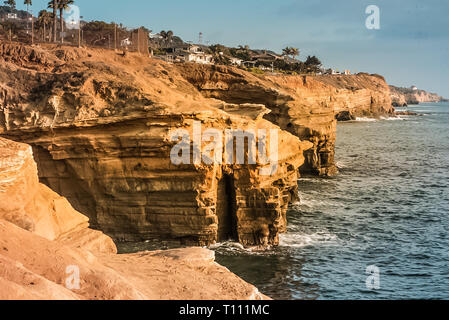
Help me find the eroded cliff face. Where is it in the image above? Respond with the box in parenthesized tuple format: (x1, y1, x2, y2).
(0, 137, 268, 300)
(390, 85, 447, 106)
(177, 65, 394, 176)
(0, 42, 310, 247)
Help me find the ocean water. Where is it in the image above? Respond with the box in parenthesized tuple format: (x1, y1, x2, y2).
(118, 103, 449, 300)
(214, 103, 449, 300)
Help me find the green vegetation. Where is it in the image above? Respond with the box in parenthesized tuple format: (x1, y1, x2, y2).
(0, 2, 328, 74)
(3, 0, 16, 9)
(282, 46, 300, 60)
(37, 9, 52, 41)
(47, 0, 74, 43)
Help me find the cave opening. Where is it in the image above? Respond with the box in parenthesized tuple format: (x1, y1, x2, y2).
(216, 174, 238, 242)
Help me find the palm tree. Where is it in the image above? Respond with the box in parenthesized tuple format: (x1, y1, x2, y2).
(290, 47, 300, 60)
(47, 0, 57, 42)
(37, 10, 52, 41)
(57, 0, 74, 43)
(166, 30, 173, 42)
(24, 0, 32, 32)
(3, 0, 16, 9)
(24, 0, 32, 12)
(282, 47, 300, 61)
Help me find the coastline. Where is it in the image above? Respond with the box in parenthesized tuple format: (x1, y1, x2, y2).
(0, 137, 269, 300)
(0, 41, 439, 300)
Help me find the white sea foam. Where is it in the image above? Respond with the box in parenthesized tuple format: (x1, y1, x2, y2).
(279, 232, 338, 248)
(380, 116, 405, 121)
(355, 117, 377, 122)
(336, 161, 347, 169)
(210, 241, 245, 250)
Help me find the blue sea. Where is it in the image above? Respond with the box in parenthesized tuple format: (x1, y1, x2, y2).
(214, 103, 449, 299)
(118, 103, 449, 300)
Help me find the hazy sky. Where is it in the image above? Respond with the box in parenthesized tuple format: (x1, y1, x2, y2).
(17, 0, 449, 97)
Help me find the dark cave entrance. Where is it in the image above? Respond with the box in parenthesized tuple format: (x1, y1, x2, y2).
(216, 174, 238, 242)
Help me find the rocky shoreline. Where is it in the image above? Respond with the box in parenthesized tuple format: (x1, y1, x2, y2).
(390, 85, 447, 106)
(0, 42, 394, 247)
(0, 41, 398, 299)
(0, 137, 268, 300)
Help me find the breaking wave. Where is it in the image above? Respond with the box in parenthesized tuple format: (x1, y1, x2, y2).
(279, 232, 339, 248)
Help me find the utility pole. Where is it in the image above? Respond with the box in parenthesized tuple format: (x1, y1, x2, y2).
(78, 16, 83, 48)
(114, 23, 117, 50)
(137, 28, 140, 54)
(31, 11, 34, 45)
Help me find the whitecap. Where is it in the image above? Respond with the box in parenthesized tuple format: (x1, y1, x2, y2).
(355, 117, 377, 122)
(380, 116, 405, 121)
(279, 232, 339, 248)
(336, 161, 347, 169)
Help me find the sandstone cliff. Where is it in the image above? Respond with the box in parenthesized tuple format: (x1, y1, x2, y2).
(0, 137, 267, 300)
(0, 42, 393, 246)
(177, 65, 393, 175)
(0, 42, 310, 247)
(390, 85, 447, 106)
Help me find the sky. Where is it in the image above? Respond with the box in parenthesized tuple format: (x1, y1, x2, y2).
(15, 0, 449, 97)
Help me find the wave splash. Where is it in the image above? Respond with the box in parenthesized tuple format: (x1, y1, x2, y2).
(279, 232, 339, 248)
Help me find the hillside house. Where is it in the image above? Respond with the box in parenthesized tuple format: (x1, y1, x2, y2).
(162, 43, 214, 64)
(229, 57, 243, 66)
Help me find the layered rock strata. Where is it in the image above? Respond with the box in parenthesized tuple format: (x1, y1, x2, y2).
(390, 85, 447, 106)
(177, 65, 394, 176)
(0, 42, 310, 246)
(0, 137, 268, 300)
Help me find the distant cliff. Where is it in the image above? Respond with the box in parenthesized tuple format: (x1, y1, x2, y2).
(390, 85, 447, 106)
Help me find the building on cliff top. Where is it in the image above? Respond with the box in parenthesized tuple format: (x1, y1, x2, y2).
(158, 43, 214, 64)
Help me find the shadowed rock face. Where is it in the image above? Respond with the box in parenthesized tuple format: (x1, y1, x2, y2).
(0, 137, 116, 251)
(0, 42, 310, 247)
(0, 137, 269, 300)
(0, 42, 392, 246)
(177, 65, 393, 176)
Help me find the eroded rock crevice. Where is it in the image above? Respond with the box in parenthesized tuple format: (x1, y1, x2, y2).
(1, 42, 392, 246)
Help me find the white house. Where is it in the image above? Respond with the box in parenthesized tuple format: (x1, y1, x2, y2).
(149, 33, 163, 39)
(167, 44, 214, 64)
(179, 50, 213, 64)
(229, 57, 243, 66)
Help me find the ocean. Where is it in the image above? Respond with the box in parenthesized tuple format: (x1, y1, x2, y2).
(118, 103, 449, 300)
(214, 103, 449, 300)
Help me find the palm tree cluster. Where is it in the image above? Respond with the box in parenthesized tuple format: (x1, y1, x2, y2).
(282, 47, 300, 61)
(3, 0, 16, 9)
(159, 30, 173, 44)
(47, 0, 74, 43)
(37, 8, 52, 41)
(1, 0, 77, 43)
